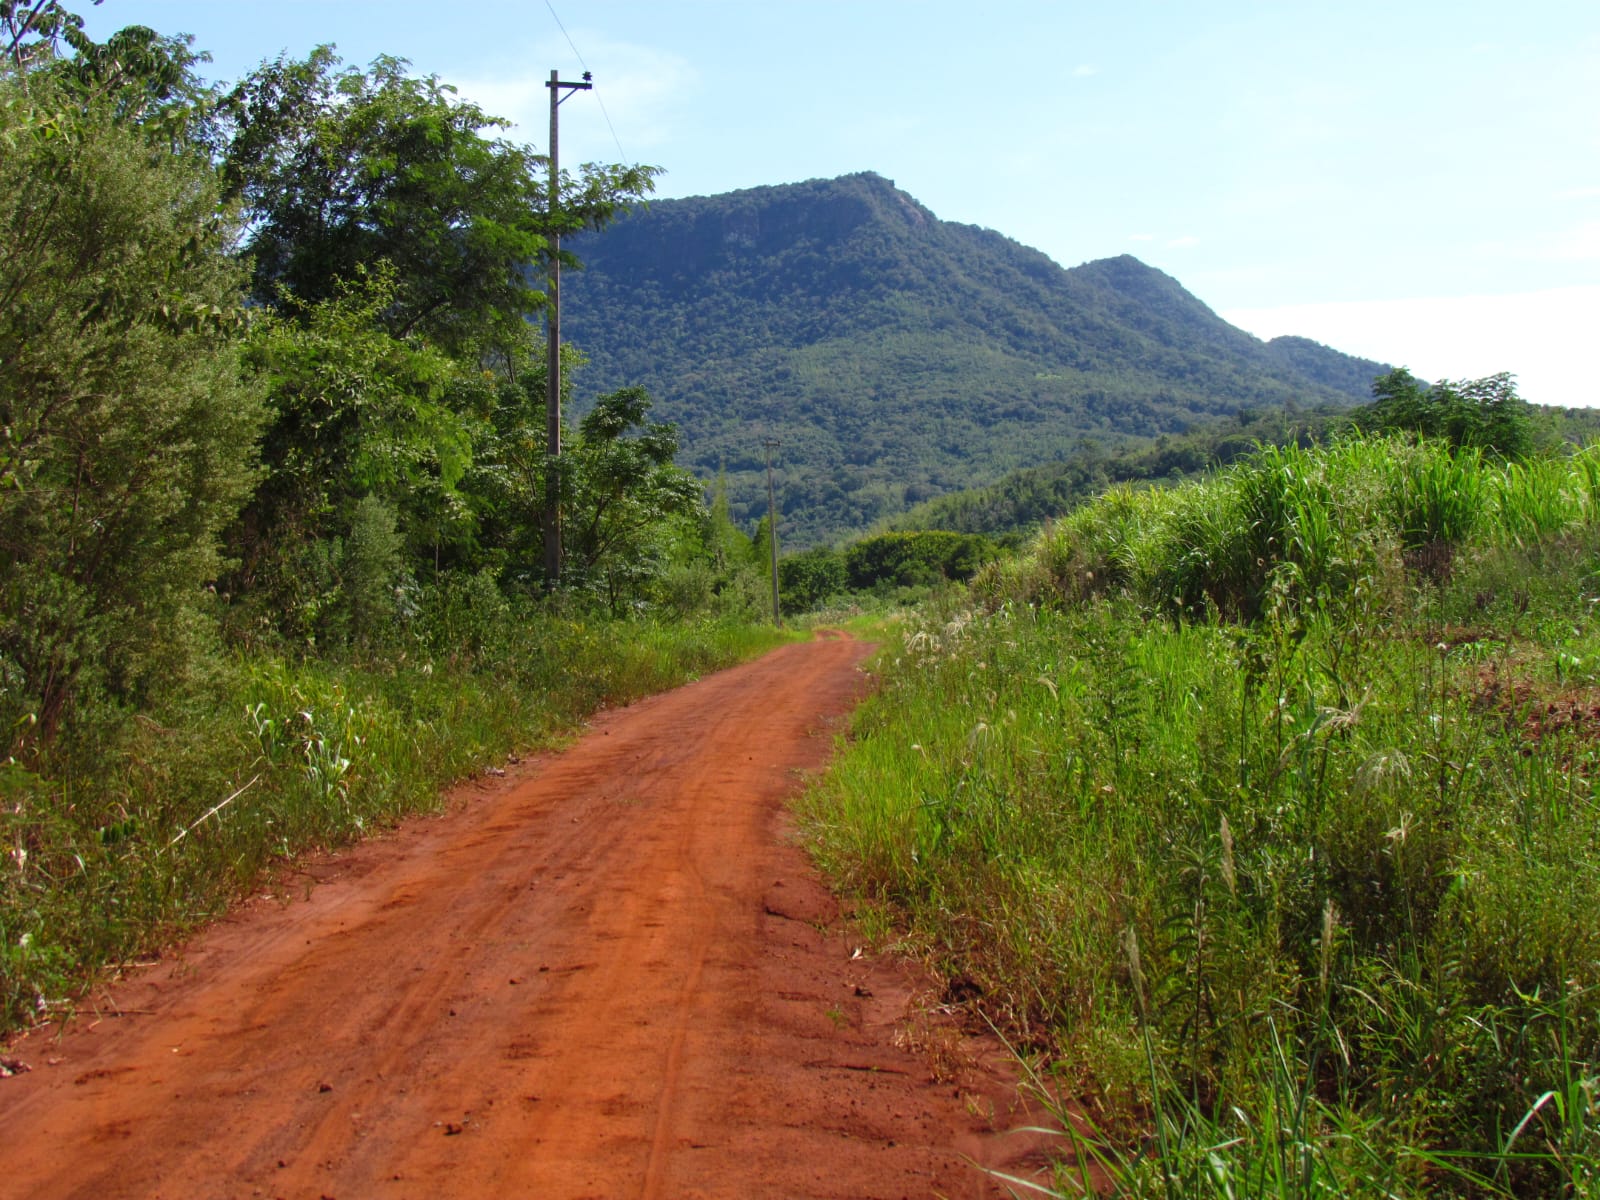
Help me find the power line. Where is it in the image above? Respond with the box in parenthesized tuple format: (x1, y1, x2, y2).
(541, 0, 587, 69)
(541, 0, 633, 166)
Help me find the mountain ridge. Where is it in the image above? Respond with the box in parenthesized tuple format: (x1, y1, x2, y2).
(565, 171, 1386, 544)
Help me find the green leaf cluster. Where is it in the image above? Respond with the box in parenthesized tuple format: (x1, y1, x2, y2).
(843, 531, 997, 591)
(0, 66, 263, 749)
(1357, 367, 1535, 459)
(220, 46, 659, 364)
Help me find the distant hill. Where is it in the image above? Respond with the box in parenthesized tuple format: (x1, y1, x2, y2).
(565, 172, 1388, 545)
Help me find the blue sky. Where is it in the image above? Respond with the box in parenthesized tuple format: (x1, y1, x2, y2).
(83, 0, 1600, 406)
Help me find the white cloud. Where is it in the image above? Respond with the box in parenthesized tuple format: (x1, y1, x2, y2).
(1222, 287, 1600, 408)
(1128, 233, 1155, 242)
(1073, 64, 1099, 77)
(449, 39, 698, 155)
(1555, 185, 1600, 201)
(1548, 221, 1600, 262)
(1476, 220, 1600, 266)
(1166, 235, 1200, 249)
(448, 76, 543, 130)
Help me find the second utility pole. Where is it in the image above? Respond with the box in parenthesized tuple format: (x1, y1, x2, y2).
(542, 68, 592, 588)
(764, 438, 781, 626)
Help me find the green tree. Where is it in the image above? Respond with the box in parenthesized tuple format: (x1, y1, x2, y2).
(339, 495, 407, 649)
(217, 47, 663, 625)
(779, 546, 846, 611)
(1361, 367, 1533, 459)
(0, 71, 263, 752)
(460, 349, 578, 587)
(3, 0, 91, 80)
(843, 531, 996, 592)
(465, 371, 705, 611)
(750, 515, 776, 580)
(230, 267, 485, 640)
(221, 48, 659, 363)
(705, 469, 751, 576)
(562, 388, 703, 613)
(1456, 372, 1534, 460)
(4, 1, 224, 153)
(643, 468, 765, 619)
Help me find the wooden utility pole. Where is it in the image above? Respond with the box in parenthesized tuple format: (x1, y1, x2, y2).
(764, 438, 781, 626)
(542, 69, 593, 587)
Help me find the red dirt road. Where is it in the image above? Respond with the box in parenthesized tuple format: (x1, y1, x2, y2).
(0, 635, 1050, 1199)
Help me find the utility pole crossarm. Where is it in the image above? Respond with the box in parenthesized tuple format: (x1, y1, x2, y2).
(546, 72, 594, 97)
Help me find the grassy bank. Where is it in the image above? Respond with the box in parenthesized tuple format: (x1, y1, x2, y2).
(801, 436, 1600, 1196)
(2, 608, 788, 1035)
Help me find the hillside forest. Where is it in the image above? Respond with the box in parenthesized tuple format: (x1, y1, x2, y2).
(8, 5, 1600, 1197)
(563, 172, 1396, 546)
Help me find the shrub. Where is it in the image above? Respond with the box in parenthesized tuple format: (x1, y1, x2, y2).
(843, 531, 996, 592)
(0, 78, 263, 755)
(780, 546, 848, 611)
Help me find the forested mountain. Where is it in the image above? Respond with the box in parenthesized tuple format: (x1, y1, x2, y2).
(565, 172, 1388, 544)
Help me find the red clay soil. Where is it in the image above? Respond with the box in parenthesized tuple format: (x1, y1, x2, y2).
(0, 634, 1055, 1199)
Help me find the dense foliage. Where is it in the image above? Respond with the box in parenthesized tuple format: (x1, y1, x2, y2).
(842, 531, 996, 591)
(806, 435, 1600, 1195)
(1357, 367, 1535, 459)
(564, 172, 1391, 544)
(0, 9, 713, 744)
(219, 46, 657, 364)
(778, 547, 849, 611)
(210, 42, 674, 640)
(0, 3, 786, 1032)
(0, 34, 261, 752)
(772, 530, 997, 613)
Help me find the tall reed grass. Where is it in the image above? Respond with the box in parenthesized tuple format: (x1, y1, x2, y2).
(977, 438, 1600, 619)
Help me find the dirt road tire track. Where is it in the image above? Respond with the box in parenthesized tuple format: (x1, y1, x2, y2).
(0, 635, 1049, 1199)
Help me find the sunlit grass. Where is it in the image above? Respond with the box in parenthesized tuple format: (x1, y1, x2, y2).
(803, 435, 1600, 1196)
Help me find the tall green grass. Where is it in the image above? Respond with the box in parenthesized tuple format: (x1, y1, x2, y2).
(804, 435, 1600, 1196)
(977, 438, 1600, 619)
(1, 604, 786, 1033)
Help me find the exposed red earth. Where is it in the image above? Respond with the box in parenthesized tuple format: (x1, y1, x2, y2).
(0, 634, 1054, 1199)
